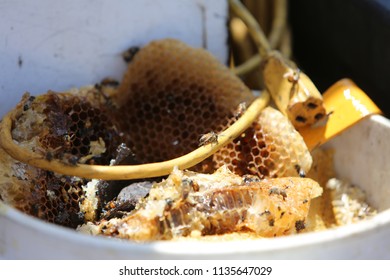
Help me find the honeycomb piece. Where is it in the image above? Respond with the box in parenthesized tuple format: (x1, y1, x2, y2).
(305, 148, 337, 230)
(0, 88, 128, 227)
(0, 147, 88, 228)
(210, 106, 312, 179)
(79, 166, 322, 241)
(327, 178, 377, 226)
(113, 39, 255, 163)
(0, 143, 84, 227)
(12, 90, 124, 165)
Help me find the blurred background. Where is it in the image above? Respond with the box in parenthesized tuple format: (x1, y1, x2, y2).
(229, 0, 390, 116)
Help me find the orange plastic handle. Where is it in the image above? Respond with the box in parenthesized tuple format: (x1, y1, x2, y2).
(299, 79, 382, 150)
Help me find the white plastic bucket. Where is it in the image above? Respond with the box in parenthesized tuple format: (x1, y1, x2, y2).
(1, 0, 390, 259)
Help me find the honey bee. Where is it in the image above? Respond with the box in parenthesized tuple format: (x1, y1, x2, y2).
(45, 151, 54, 161)
(63, 133, 76, 150)
(95, 78, 119, 106)
(295, 164, 306, 178)
(242, 174, 261, 184)
(100, 78, 119, 87)
(285, 68, 301, 98)
(286, 68, 301, 83)
(269, 187, 288, 200)
(234, 102, 247, 119)
(22, 94, 36, 111)
(62, 154, 79, 166)
(198, 131, 219, 147)
(295, 220, 306, 232)
(122, 46, 140, 63)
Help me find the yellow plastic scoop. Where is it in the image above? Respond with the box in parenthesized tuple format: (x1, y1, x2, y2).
(299, 78, 382, 150)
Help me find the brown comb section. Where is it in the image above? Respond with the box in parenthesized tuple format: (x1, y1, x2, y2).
(1, 88, 126, 228)
(114, 39, 255, 163)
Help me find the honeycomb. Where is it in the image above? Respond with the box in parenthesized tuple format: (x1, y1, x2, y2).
(113, 39, 255, 163)
(79, 166, 322, 241)
(0, 39, 312, 229)
(12, 89, 125, 165)
(0, 88, 128, 227)
(209, 106, 312, 178)
(113, 39, 310, 177)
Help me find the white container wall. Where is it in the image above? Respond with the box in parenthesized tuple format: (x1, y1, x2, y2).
(1, 0, 390, 259)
